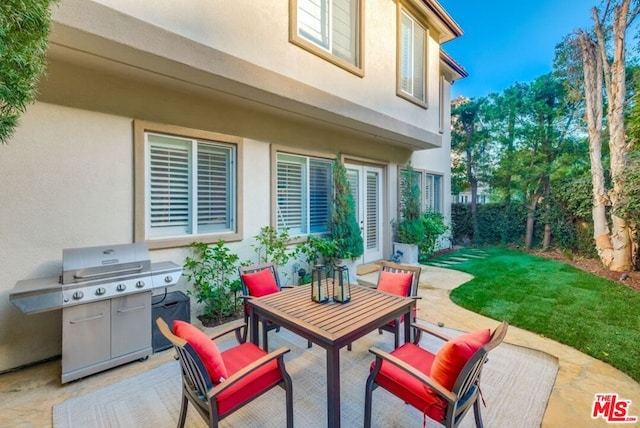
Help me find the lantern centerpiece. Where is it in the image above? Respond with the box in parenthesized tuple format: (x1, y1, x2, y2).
(332, 264, 351, 303)
(311, 264, 329, 303)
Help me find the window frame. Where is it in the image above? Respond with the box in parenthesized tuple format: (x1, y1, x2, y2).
(271, 146, 335, 239)
(134, 120, 243, 249)
(398, 166, 444, 215)
(396, 3, 429, 108)
(289, 0, 365, 77)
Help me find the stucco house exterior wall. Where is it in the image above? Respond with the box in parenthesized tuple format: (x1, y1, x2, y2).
(0, 0, 465, 371)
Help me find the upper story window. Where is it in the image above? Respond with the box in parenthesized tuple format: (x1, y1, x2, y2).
(397, 7, 427, 107)
(134, 121, 242, 249)
(290, 0, 363, 76)
(276, 152, 332, 236)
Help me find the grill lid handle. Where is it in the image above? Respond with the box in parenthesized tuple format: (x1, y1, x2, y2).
(73, 264, 144, 280)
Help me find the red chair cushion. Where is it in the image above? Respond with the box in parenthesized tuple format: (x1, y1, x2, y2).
(217, 342, 283, 416)
(430, 329, 491, 391)
(173, 320, 228, 384)
(372, 343, 447, 421)
(241, 268, 280, 297)
(377, 270, 414, 297)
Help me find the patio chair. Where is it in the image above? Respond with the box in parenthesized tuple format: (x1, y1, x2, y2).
(155, 317, 293, 428)
(239, 262, 311, 350)
(364, 320, 509, 428)
(375, 261, 423, 348)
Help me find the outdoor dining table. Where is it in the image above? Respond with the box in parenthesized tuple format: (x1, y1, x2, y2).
(247, 282, 415, 428)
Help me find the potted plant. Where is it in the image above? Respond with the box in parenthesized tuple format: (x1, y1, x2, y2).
(329, 154, 363, 282)
(392, 164, 424, 264)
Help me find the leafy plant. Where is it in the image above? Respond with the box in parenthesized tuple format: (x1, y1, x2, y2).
(329, 154, 363, 260)
(419, 211, 449, 258)
(252, 226, 295, 265)
(295, 235, 339, 283)
(1, 0, 58, 144)
(183, 241, 242, 321)
(393, 164, 424, 245)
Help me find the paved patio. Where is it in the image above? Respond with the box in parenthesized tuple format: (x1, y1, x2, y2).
(357, 264, 640, 427)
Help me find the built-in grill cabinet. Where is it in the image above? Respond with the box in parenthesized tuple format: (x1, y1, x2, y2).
(9, 243, 181, 383)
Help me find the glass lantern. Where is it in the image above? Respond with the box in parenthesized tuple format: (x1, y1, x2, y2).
(332, 264, 351, 303)
(311, 264, 329, 303)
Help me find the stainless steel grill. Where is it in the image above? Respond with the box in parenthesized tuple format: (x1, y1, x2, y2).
(10, 242, 182, 383)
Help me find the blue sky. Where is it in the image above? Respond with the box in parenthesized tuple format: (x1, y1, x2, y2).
(438, 0, 599, 99)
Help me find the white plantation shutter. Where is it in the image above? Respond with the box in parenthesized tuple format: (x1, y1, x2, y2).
(400, 12, 412, 94)
(332, 0, 357, 64)
(400, 10, 426, 102)
(412, 22, 425, 101)
(149, 135, 191, 236)
(309, 159, 332, 233)
(296, 0, 359, 67)
(146, 133, 235, 239)
(366, 171, 379, 250)
(277, 157, 305, 233)
(277, 154, 331, 236)
(298, 0, 328, 49)
(197, 143, 233, 233)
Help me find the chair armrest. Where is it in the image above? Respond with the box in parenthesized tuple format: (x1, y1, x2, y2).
(208, 346, 291, 397)
(369, 347, 457, 404)
(208, 320, 246, 341)
(281, 285, 295, 289)
(410, 296, 422, 300)
(240, 294, 254, 300)
(411, 323, 452, 342)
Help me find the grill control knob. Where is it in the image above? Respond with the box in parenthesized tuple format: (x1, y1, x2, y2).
(116, 283, 126, 292)
(72, 291, 84, 300)
(136, 280, 145, 288)
(95, 287, 106, 296)
(164, 276, 173, 283)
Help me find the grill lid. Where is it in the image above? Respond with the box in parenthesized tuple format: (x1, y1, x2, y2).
(62, 243, 151, 284)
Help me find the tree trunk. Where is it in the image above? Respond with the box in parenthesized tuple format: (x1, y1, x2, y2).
(525, 197, 537, 250)
(577, 28, 615, 267)
(542, 176, 552, 250)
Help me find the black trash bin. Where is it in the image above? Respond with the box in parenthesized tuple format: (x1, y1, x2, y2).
(152, 291, 190, 352)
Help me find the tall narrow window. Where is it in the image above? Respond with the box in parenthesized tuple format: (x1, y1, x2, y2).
(292, 0, 363, 75)
(398, 8, 427, 106)
(277, 153, 332, 235)
(425, 173, 442, 213)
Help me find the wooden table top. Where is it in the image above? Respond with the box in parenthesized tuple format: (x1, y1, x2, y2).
(248, 284, 414, 349)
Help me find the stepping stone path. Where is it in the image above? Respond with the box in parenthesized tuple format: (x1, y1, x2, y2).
(423, 248, 489, 268)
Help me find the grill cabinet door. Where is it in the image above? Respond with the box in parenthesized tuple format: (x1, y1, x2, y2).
(62, 300, 111, 374)
(111, 291, 151, 358)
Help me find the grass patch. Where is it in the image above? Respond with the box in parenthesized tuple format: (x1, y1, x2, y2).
(433, 247, 640, 382)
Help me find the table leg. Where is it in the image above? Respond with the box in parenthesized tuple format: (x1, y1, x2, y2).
(326, 346, 341, 427)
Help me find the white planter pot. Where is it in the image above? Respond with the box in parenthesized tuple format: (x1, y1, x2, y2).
(393, 242, 419, 264)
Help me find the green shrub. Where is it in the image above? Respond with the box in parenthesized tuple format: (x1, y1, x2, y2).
(183, 241, 242, 321)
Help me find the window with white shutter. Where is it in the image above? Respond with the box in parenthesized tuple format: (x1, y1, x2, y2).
(291, 0, 362, 75)
(135, 121, 241, 248)
(398, 7, 427, 106)
(277, 153, 332, 236)
(425, 173, 443, 213)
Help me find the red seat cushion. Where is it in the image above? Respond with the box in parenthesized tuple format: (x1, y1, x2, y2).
(217, 342, 283, 416)
(241, 268, 280, 297)
(377, 270, 414, 297)
(173, 320, 228, 384)
(372, 343, 447, 421)
(430, 329, 491, 391)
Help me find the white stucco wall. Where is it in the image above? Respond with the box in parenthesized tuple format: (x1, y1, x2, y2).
(67, 0, 442, 134)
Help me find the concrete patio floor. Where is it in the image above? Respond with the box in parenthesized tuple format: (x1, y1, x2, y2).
(2, 264, 639, 427)
(357, 264, 640, 427)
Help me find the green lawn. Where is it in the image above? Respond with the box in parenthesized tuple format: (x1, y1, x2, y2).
(427, 247, 640, 382)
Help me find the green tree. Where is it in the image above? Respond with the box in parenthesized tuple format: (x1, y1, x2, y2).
(1, 0, 57, 144)
(329, 154, 363, 260)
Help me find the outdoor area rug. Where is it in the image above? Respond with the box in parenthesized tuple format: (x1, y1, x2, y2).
(53, 323, 558, 427)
